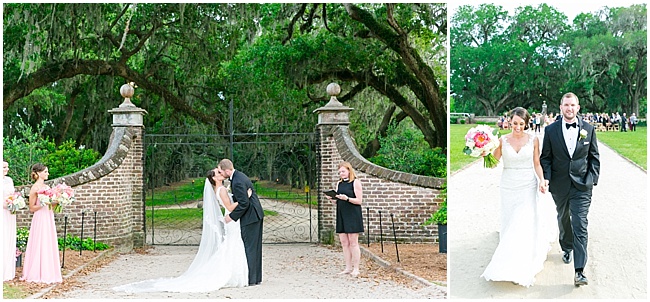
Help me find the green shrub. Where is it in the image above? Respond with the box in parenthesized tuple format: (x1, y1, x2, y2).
(460, 119, 466, 124)
(3, 120, 100, 186)
(450, 116, 458, 124)
(368, 126, 446, 177)
(58, 235, 111, 251)
(43, 140, 101, 180)
(16, 227, 29, 255)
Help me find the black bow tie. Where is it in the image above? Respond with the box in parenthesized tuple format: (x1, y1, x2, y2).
(565, 122, 577, 129)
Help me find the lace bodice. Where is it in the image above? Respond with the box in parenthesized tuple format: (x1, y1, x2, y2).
(501, 134, 535, 170)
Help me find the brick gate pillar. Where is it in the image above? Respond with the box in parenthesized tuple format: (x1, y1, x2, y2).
(107, 83, 147, 249)
(313, 83, 354, 243)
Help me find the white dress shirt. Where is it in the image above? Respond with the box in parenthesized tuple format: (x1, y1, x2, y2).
(562, 119, 579, 158)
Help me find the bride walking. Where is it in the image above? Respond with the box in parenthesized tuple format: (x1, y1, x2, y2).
(480, 107, 556, 287)
(114, 168, 248, 292)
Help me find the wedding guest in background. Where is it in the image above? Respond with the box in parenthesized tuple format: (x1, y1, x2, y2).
(21, 163, 62, 284)
(325, 162, 364, 277)
(630, 113, 638, 131)
(3, 160, 17, 281)
(620, 113, 627, 132)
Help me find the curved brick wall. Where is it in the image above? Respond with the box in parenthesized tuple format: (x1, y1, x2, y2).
(15, 126, 144, 252)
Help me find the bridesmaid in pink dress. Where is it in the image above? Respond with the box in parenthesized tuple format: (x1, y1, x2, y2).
(21, 163, 62, 283)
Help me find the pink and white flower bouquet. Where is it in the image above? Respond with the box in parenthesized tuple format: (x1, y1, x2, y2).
(51, 183, 75, 213)
(463, 124, 501, 168)
(37, 183, 75, 213)
(5, 192, 27, 214)
(37, 187, 55, 208)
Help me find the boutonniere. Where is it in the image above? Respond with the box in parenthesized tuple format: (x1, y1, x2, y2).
(579, 129, 588, 140)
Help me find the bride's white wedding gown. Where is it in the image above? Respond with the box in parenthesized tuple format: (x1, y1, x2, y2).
(480, 134, 557, 287)
(113, 180, 248, 292)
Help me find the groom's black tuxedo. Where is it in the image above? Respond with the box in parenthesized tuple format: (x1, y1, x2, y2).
(540, 117, 600, 271)
(540, 118, 600, 195)
(229, 170, 264, 285)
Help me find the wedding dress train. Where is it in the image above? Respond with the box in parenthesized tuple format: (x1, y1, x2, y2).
(113, 180, 248, 292)
(480, 134, 557, 287)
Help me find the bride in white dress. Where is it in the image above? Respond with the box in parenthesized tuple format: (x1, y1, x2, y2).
(480, 107, 557, 287)
(114, 169, 248, 292)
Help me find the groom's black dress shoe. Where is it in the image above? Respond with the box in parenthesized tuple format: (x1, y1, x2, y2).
(574, 272, 588, 286)
(562, 251, 573, 264)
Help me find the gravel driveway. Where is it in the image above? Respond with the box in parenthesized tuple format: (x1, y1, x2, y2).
(53, 244, 445, 299)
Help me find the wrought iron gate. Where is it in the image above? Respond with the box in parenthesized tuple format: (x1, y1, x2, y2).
(143, 131, 320, 245)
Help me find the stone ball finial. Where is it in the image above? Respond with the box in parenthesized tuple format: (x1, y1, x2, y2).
(120, 83, 135, 98)
(327, 83, 341, 97)
(325, 83, 343, 107)
(119, 82, 136, 108)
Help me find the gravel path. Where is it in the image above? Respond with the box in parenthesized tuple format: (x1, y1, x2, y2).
(53, 244, 445, 299)
(449, 132, 647, 299)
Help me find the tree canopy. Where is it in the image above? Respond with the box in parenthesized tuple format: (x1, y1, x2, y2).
(451, 3, 646, 117)
(3, 3, 447, 161)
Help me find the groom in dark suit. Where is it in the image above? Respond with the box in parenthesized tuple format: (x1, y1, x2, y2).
(218, 159, 264, 286)
(540, 92, 600, 286)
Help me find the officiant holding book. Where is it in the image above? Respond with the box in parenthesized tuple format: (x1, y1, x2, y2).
(324, 162, 364, 278)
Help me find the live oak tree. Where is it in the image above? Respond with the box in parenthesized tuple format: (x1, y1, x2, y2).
(4, 3, 447, 159)
(451, 3, 646, 117)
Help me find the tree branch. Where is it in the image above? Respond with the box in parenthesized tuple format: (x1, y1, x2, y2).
(282, 4, 308, 45)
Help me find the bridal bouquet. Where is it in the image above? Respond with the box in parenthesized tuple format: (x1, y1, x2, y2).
(463, 124, 501, 168)
(5, 192, 27, 214)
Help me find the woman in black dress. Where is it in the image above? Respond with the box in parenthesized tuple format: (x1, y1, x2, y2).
(325, 162, 364, 277)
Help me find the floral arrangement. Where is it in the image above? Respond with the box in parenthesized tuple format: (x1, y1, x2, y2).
(37, 183, 76, 213)
(5, 191, 27, 214)
(16, 227, 29, 259)
(463, 124, 501, 168)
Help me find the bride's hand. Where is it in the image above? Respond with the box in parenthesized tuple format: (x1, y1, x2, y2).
(247, 188, 253, 198)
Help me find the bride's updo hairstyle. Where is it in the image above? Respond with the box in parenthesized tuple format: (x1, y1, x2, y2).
(206, 170, 217, 186)
(31, 163, 47, 182)
(509, 107, 531, 130)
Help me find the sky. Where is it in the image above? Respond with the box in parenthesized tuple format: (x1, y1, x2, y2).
(448, 0, 648, 22)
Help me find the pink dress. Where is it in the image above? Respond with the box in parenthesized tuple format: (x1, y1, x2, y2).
(3, 176, 16, 281)
(21, 187, 62, 283)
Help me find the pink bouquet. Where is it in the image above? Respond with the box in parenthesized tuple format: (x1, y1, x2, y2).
(463, 125, 501, 168)
(5, 192, 27, 214)
(37, 183, 75, 213)
(51, 183, 75, 213)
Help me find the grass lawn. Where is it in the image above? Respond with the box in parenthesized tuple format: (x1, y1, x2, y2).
(146, 207, 278, 228)
(450, 124, 510, 173)
(595, 126, 646, 170)
(451, 124, 647, 172)
(147, 179, 316, 206)
(3, 283, 27, 299)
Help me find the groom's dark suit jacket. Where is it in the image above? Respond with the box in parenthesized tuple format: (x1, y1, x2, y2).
(540, 118, 600, 195)
(228, 170, 264, 226)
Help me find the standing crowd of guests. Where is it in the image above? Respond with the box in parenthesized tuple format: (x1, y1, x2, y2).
(583, 112, 639, 132)
(498, 111, 641, 132)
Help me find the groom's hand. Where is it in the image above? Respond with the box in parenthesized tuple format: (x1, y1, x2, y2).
(225, 214, 232, 223)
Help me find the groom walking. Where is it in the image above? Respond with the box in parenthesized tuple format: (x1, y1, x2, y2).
(218, 159, 264, 286)
(540, 92, 600, 286)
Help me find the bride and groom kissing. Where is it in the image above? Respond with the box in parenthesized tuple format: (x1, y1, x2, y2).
(114, 159, 264, 293)
(481, 92, 600, 287)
